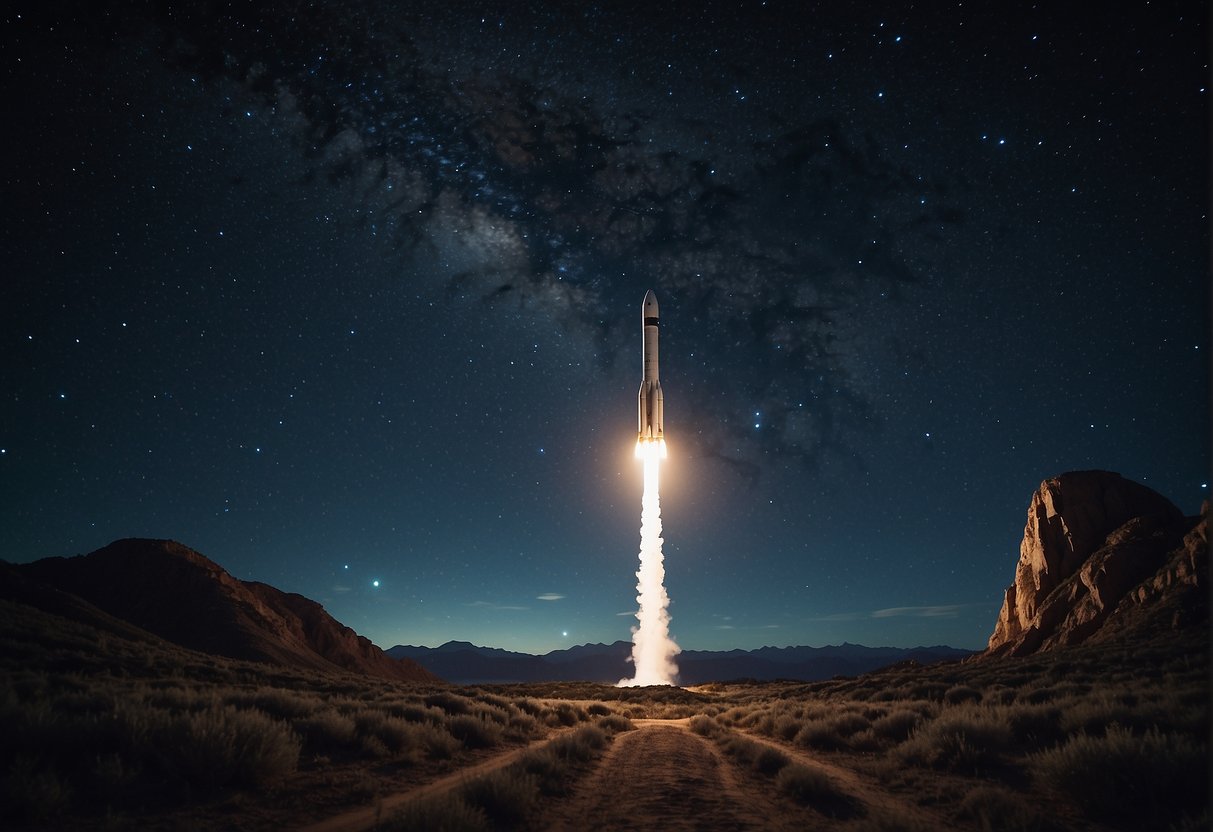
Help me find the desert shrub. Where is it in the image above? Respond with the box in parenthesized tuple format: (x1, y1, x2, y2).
(1055, 690, 1193, 738)
(548, 725, 606, 762)
(753, 745, 790, 776)
(586, 702, 612, 717)
(906, 682, 948, 701)
(390, 703, 445, 724)
(1056, 692, 1135, 737)
(1018, 686, 1057, 704)
(141, 685, 207, 712)
(870, 709, 921, 743)
(986, 686, 1018, 705)
(233, 687, 317, 720)
(460, 768, 539, 826)
(163, 704, 301, 789)
(754, 713, 777, 736)
(720, 735, 765, 766)
(513, 698, 544, 717)
(720, 706, 748, 726)
(469, 703, 510, 726)
(597, 714, 635, 734)
(895, 708, 1012, 774)
(794, 713, 868, 751)
(795, 720, 847, 751)
(740, 708, 770, 729)
(359, 734, 390, 759)
(380, 792, 489, 832)
(544, 702, 587, 727)
(870, 688, 902, 702)
(424, 692, 472, 715)
(518, 748, 566, 795)
(354, 709, 390, 736)
(294, 709, 358, 752)
(831, 712, 870, 736)
(1003, 703, 1063, 748)
(773, 714, 802, 741)
(958, 785, 1052, 832)
(862, 706, 889, 721)
(418, 723, 462, 760)
(775, 764, 861, 818)
(504, 711, 540, 738)
(448, 714, 504, 749)
(687, 715, 717, 736)
(943, 685, 982, 705)
(477, 693, 513, 711)
(848, 686, 877, 701)
(2, 756, 72, 824)
(378, 717, 429, 755)
(520, 725, 608, 795)
(1032, 726, 1207, 827)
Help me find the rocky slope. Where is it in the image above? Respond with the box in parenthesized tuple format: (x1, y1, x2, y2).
(987, 471, 1207, 656)
(12, 538, 438, 682)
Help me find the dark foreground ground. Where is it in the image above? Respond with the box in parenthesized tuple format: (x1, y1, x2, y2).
(2, 597, 1208, 831)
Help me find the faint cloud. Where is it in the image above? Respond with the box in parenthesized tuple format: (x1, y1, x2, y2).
(813, 604, 972, 621)
(713, 624, 736, 630)
(536, 593, 565, 601)
(811, 612, 863, 622)
(761, 624, 781, 629)
(331, 585, 352, 593)
(616, 611, 636, 617)
(466, 600, 529, 611)
(871, 605, 965, 619)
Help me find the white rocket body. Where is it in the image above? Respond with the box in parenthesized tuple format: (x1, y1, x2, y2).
(638, 290, 664, 447)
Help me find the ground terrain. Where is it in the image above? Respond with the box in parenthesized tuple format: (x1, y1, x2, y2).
(3, 593, 1207, 832)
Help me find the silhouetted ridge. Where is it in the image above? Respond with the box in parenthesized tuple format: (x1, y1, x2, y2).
(17, 538, 438, 682)
(386, 640, 972, 684)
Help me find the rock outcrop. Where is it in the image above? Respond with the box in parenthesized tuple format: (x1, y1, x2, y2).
(987, 471, 1206, 656)
(17, 538, 440, 682)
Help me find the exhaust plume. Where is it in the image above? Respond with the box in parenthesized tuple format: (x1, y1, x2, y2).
(620, 443, 680, 686)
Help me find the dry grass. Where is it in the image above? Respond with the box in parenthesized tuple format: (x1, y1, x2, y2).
(774, 764, 862, 818)
(2, 590, 1207, 832)
(1032, 726, 1208, 826)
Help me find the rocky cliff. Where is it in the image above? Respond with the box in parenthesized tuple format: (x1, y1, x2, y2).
(987, 471, 1207, 656)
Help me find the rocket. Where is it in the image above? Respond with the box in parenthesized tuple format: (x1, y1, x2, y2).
(637, 290, 665, 450)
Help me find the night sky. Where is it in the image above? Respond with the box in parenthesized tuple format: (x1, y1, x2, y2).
(4, 2, 1208, 655)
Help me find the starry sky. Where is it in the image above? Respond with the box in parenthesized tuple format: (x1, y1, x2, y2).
(3, 2, 1209, 654)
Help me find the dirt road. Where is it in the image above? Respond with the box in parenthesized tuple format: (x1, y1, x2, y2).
(302, 718, 957, 831)
(537, 720, 806, 831)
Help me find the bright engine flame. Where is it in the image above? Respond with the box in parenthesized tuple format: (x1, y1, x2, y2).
(634, 438, 668, 460)
(619, 440, 680, 686)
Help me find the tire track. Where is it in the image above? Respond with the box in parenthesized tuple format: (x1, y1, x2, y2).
(538, 721, 804, 831)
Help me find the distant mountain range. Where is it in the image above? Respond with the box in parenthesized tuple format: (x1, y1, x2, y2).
(387, 640, 975, 685)
(3, 538, 438, 683)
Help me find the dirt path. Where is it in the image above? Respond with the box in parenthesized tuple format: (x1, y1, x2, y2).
(538, 721, 803, 831)
(299, 720, 958, 832)
(296, 727, 577, 832)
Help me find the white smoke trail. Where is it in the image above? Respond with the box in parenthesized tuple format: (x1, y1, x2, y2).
(619, 446, 680, 686)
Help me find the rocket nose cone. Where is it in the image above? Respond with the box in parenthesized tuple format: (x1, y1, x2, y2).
(643, 289, 659, 316)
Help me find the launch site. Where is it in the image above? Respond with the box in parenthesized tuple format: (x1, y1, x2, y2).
(3, 1, 1208, 830)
